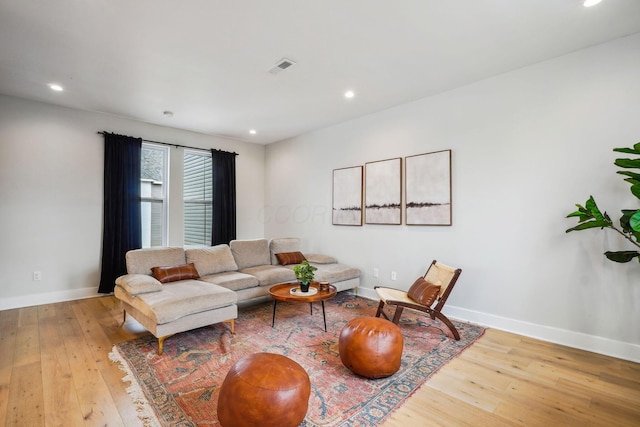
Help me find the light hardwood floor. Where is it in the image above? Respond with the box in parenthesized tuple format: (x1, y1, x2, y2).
(1, 296, 639, 426)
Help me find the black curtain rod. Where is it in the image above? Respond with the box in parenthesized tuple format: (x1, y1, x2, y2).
(97, 131, 238, 156)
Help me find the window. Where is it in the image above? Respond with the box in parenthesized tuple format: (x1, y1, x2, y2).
(141, 144, 168, 247)
(184, 150, 212, 246)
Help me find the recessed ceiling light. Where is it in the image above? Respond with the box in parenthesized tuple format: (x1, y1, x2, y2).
(344, 90, 355, 99)
(163, 110, 174, 118)
(583, 0, 602, 7)
(249, 129, 257, 135)
(48, 83, 63, 91)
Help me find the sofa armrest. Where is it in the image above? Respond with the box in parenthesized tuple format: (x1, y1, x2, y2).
(115, 274, 163, 295)
(305, 254, 338, 264)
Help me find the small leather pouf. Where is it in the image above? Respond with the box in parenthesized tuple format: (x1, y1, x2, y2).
(217, 352, 311, 427)
(339, 317, 404, 379)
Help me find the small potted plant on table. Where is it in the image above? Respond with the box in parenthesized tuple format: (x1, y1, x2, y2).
(293, 260, 317, 293)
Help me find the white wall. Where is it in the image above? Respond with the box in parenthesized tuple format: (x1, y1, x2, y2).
(265, 33, 640, 361)
(0, 95, 265, 307)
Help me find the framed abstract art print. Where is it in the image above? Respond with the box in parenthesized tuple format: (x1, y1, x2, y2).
(405, 149, 452, 225)
(332, 166, 363, 226)
(365, 158, 402, 225)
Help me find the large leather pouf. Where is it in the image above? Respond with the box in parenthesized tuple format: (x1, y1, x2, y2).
(217, 352, 311, 427)
(339, 316, 404, 379)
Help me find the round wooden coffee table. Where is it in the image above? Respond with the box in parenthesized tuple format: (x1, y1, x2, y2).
(269, 282, 337, 332)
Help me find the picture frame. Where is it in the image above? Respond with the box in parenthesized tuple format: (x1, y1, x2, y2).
(405, 149, 452, 225)
(332, 166, 363, 226)
(365, 157, 402, 225)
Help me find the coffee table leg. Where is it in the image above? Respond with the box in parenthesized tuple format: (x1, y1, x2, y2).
(322, 301, 327, 332)
(309, 302, 313, 315)
(272, 300, 277, 327)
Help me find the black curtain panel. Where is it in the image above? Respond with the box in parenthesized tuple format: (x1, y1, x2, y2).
(98, 133, 142, 293)
(211, 149, 237, 245)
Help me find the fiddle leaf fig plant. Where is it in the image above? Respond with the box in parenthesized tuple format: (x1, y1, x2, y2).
(566, 142, 640, 263)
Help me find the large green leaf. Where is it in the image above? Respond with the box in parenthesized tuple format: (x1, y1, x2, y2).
(567, 214, 591, 223)
(615, 158, 640, 169)
(619, 211, 640, 242)
(620, 209, 635, 232)
(565, 220, 612, 233)
(566, 203, 591, 221)
(616, 171, 640, 181)
(630, 210, 640, 232)
(566, 210, 591, 222)
(613, 147, 640, 155)
(604, 251, 640, 263)
(631, 184, 640, 199)
(585, 196, 605, 221)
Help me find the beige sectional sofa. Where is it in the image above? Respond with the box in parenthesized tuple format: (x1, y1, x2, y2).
(114, 238, 360, 354)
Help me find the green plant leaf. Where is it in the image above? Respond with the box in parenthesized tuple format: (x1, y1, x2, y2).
(631, 184, 640, 199)
(565, 220, 612, 233)
(630, 211, 640, 232)
(616, 170, 640, 180)
(604, 251, 640, 263)
(585, 196, 605, 221)
(615, 158, 640, 169)
(613, 147, 640, 154)
(566, 210, 591, 220)
(620, 209, 636, 232)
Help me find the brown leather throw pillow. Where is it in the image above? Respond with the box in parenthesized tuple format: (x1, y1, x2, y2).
(407, 277, 441, 307)
(275, 251, 307, 266)
(151, 263, 200, 284)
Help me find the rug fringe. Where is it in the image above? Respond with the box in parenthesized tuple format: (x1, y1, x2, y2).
(109, 345, 162, 427)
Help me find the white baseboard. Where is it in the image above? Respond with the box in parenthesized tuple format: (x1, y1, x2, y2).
(0, 287, 103, 311)
(355, 287, 640, 363)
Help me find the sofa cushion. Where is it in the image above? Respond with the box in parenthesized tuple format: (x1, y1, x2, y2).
(269, 237, 301, 265)
(275, 251, 307, 266)
(199, 271, 260, 291)
(230, 239, 271, 269)
(407, 277, 441, 307)
(312, 263, 360, 284)
(305, 254, 338, 264)
(115, 274, 163, 295)
(186, 245, 238, 276)
(126, 247, 186, 275)
(131, 280, 237, 324)
(151, 263, 200, 283)
(239, 265, 296, 287)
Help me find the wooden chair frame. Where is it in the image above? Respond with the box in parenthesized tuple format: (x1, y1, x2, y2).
(374, 260, 462, 340)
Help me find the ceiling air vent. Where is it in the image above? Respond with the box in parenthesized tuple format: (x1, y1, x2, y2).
(268, 58, 297, 74)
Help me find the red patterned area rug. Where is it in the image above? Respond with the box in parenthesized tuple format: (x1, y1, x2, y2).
(110, 293, 484, 426)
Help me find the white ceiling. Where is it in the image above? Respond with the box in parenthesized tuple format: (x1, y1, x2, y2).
(1, 0, 640, 144)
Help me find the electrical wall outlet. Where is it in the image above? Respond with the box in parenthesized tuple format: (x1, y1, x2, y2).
(373, 268, 379, 278)
(33, 271, 42, 281)
(391, 271, 397, 280)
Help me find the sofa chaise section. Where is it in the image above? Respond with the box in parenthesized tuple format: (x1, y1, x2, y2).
(115, 247, 238, 355)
